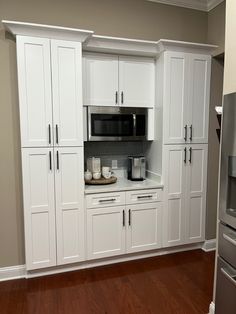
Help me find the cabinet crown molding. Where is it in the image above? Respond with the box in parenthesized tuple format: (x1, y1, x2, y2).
(2, 20, 94, 42)
(2, 20, 217, 56)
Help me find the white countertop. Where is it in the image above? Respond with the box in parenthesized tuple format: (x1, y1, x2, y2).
(84, 177, 163, 194)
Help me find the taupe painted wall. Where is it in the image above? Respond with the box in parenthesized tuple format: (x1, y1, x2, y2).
(208, 1, 225, 56)
(0, 0, 222, 267)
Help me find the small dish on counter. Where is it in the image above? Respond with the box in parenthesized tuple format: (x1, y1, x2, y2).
(85, 176, 117, 185)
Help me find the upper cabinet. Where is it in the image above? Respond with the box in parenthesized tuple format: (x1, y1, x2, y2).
(17, 36, 83, 147)
(163, 51, 211, 145)
(83, 53, 155, 108)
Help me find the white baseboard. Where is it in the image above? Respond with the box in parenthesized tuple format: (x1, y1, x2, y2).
(202, 239, 216, 252)
(209, 301, 215, 314)
(0, 265, 26, 282)
(0, 242, 206, 281)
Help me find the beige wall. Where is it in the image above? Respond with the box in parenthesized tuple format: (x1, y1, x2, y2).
(0, 0, 222, 267)
(224, 0, 236, 94)
(207, 1, 225, 56)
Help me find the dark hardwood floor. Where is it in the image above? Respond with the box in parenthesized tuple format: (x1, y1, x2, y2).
(0, 249, 215, 314)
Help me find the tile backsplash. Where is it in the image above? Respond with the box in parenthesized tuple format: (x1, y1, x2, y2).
(84, 141, 145, 171)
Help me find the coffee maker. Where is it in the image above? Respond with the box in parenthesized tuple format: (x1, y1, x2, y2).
(128, 156, 146, 181)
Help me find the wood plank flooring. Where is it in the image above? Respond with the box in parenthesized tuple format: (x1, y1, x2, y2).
(0, 249, 215, 314)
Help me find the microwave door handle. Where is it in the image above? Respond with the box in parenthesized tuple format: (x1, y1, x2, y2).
(133, 114, 136, 136)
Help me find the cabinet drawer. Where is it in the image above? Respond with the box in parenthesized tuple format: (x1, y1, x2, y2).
(86, 192, 125, 209)
(126, 189, 163, 204)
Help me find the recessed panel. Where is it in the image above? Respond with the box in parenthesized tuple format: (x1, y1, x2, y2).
(62, 209, 80, 258)
(168, 199, 181, 242)
(189, 197, 202, 239)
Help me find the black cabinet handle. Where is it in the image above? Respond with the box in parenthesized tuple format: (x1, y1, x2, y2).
(123, 210, 125, 227)
(189, 125, 193, 141)
(49, 151, 52, 170)
(56, 124, 59, 144)
(115, 91, 118, 105)
(121, 91, 124, 104)
(184, 147, 187, 164)
(99, 198, 116, 203)
(189, 147, 192, 164)
(184, 125, 187, 141)
(48, 124, 51, 144)
(128, 209, 131, 226)
(56, 151, 59, 170)
(137, 195, 153, 199)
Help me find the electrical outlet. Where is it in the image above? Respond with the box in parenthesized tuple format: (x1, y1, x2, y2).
(112, 160, 118, 169)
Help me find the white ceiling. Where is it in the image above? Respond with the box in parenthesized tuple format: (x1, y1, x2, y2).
(147, 0, 224, 11)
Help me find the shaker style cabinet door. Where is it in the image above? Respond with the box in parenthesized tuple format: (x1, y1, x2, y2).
(162, 145, 187, 247)
(51, 40, 83, 146)
(185, 144, 208, 243)
(17, 37, 53, 147)
(21, 148, 56, 270)
(126, 203, 162, 253)
(119, 56, 155, 108)
(188, 54, 211, 144)
(86, 206, 126, 260)
(83, 53, 119, 106)
(54, 147, 85, 264)
(163, 51, 189, 144)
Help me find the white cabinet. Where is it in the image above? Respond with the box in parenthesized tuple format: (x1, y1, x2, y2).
(17, 36, 83, 147)
(17, 37, 53, 147)
(21, 148, 56, 270)
(163, 51, 211, 145)
(55, 147, 85, 264)
(185, 144, 207, 243)
(87, 206, 126, 259)
(86, 189, 163, 260)
(83, 53, 155, 108)
(126, 203, 162, 253)
(22, 147, 85, 269)
(51, 40, 83, 146)
(163, 144, 208, 247)
(83, 53, 119, 106)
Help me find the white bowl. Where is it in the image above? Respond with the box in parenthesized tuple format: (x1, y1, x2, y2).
(93, 172, 101, 180)
(103, 171, 112, 179)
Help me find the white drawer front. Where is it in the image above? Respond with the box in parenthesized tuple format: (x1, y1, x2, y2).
(86, 192, 126, 209)
(126, 189, 163, 204)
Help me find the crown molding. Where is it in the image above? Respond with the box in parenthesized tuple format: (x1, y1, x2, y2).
(147, 0, 224, 12)
(2, 20, 94, 42)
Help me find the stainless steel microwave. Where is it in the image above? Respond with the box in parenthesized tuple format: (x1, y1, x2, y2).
(86, 106, 147, 141)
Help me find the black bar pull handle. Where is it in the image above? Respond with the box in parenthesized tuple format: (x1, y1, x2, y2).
(128, 209, 131, 226)
(184, 147, 187, 164)
(184, 125, 187, 141)
(49, 151, 52, 170)
(123, 210, 125, 227)
(115, 91, 118, 104)
(189, 125, 193, 141)
(48, 124, 51, 144)
(56, 124, 59, 144)
(56, 151, 59, 170)
(121, 91, 124, 104)
(189, 147, 192, 164)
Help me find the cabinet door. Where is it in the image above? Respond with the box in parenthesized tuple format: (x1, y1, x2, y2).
(126, 203, 162, 253)
(17, 36, 53, 147)
(55, 147, 85, 264)
(188, 54, 211, 144)
(87, 206, 126, 260)
(163, 145, 187, 247)
(83, 53, 119, 106)
(163, 52, 189, 144)
(51, 40, 83, 146)
(185, 144, 208, 243)
(21, 148, 56, 270)
(119, 56, 155, 108)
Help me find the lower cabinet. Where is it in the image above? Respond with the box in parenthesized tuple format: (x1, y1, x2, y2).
(162, 144, 208, 247)
(126, 203, 162, 253)
(86, 190, 163, 260)
(86, 206, 126, 259)
(22, 147, 85, 270)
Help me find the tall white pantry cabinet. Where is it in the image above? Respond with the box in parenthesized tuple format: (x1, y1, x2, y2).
(158, 50, 211, 247)
(17, 36, 85, 270)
